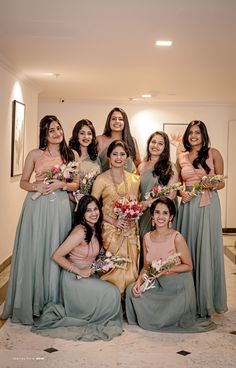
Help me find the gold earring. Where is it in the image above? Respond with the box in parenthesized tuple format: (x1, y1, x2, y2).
(151, 219, 155, 228)
(169, 221, 172, 229)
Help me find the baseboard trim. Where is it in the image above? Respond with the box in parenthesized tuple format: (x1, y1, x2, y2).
(0, 256, 12, 274)
(223, 228, 236, 233)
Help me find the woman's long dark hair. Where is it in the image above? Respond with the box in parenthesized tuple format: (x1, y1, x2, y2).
(69, 119, 98, 161)
(103, 107, 136, 160)
(150, 197, 176, 219)
(146, 131, 173, 186)
(39, 115, 75, 162)
(182, 120, 210, 174)
(74, 195, 103, 247)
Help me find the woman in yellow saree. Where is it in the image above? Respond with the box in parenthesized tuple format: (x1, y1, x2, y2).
(92, 140, 140, 296)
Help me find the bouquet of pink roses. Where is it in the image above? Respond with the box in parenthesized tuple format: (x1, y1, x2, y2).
(32, 161, 78, 200)
(144, 182, 183, 200)
(113, 197, 143, 222)
(140, 253, 181, 293)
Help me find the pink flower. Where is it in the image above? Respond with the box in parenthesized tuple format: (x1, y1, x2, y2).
(105, 251, 112, 258)
(151, 259, 162, 271)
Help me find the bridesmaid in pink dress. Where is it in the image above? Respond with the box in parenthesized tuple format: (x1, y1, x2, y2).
(32, 195, 122, 341)
(126, 197, 216, 332)
(177, 120, 227, 317)
(2, 115, 79, 325)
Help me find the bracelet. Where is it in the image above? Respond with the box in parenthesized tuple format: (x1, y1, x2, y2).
(32, 183, 37, 191)
(62, 185, 68, 191)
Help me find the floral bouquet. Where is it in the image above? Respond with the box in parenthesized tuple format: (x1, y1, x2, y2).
(73, 169, 100, 211)
(140, 253, 181, 293)
(114, 197, 143, 222)
(92, 249, 132, 272)
(31, 161, 79, 200)
(191, 175, 225, 195)
(74, 169, 99, 196)
(144, 182, 183, 200)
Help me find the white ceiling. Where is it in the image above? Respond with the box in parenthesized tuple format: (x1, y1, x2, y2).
(1, 0, 236, 103)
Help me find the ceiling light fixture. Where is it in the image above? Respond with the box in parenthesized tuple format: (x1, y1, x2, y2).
(142, 94, 152, 98)
(155, 40, 172, 47)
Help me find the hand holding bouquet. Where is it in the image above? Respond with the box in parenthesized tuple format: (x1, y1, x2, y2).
(144, 182, 183, 200)
(113, 197, 143, 235)
(140, 253, 181, 293)
(32, 161, 78, 200)
(192, 174, 225, 195)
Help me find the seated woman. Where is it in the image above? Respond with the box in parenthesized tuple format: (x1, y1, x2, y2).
(92, 140, 140, 296)
(125, 197, 216, 333)
(32, 195, 123, 341)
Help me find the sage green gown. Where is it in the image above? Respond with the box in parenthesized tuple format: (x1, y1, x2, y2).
(1, 152, 73, 325)
(177, 150, 227, 317)
(126, 230, 216, 333)
(32, 233, 123, 341)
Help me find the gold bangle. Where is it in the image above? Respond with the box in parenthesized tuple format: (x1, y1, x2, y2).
(62, 185, 68, 191)
(32, 183, 37, 191)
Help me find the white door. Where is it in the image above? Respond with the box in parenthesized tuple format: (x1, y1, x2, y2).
(226, 120, 236, 228)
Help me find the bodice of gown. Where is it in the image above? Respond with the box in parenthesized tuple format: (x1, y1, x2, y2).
(144, 230, 180, 263)
(140, 165, 159, 200)
(34, 151, 63, 182)
(179, 149, 215, 186)
(92, 171, 140, 219)
(79, 157, 101, 180)
(68, 234, 100, 268)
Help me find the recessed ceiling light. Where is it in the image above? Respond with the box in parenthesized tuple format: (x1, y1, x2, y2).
(155, 40, 172, 47)
(43, 72, 60, 77)
(142, 94, 152, 98)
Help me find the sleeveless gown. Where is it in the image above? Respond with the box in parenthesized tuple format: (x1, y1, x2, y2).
(1, 152, 72, 324)
(92, 171, 140, 295)
(139, 164, 178, 269)
(125, 230, 216, 332)
(177, 149, 227, 317)
(32, 233, 123, 341)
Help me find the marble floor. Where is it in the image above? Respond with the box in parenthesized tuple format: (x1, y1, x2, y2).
(0, 251, 236, 367)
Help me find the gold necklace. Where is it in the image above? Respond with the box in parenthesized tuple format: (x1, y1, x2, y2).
(110, 170, 129, 197)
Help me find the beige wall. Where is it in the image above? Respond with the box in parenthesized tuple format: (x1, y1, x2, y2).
(0, 64, 38, 265)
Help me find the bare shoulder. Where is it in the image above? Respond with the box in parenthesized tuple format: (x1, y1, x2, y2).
(137, 161, 146, 175)
(175, 231, 187, 244)
(26, 148, 43, 161)
(72, 149, 79, 161)
(211, 147, 222, 159)
(71, 224, 86, 238)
